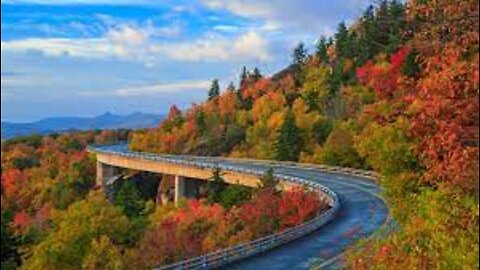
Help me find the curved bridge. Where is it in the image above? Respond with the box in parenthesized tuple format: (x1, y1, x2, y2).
(88, 144, 389, 269)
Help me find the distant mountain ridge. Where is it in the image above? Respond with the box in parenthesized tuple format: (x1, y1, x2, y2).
(1, 112, 164, 139)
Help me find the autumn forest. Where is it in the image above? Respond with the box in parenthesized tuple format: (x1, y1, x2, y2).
(1, 0, 479, 269)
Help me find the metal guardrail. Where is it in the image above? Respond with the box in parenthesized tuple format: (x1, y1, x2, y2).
(214, 157, 380, 181)
(87, 144, 377, 270)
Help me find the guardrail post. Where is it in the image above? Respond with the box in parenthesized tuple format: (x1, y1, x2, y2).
(202, 256, 207, 267)
(271, 235, 276, 246)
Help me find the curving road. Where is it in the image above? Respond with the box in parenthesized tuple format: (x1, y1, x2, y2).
(222, 161, 388, 269)
(90, 144, 389, 269)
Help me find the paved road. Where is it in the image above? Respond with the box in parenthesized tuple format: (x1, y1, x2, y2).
(92, 145, 389, 269)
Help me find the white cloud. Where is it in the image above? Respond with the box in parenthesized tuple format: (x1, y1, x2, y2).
(203, 0, 271, 17)
(79, 80, 211, 97)
(153, 30, 271, 62)
(107, 25, 148, 45)
(2, 26, 271, 63)
(202, 0, 371, 36)
(1, 38, 122, 58)
(213, 25, 241, 32)
(1, 24, 167, 64)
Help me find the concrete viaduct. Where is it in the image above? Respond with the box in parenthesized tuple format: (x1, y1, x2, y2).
(88, 144, 390, 270)
(94, 145, 298, 204)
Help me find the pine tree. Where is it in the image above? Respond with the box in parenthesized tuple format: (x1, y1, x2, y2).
(114, 181, 145, 219)
(239, 66, 248, 89)
(312, 118, 333, 145)
(373, 0, 390, 49)
(1, 214, 21, 269)
(195, 110, 207, 135)
(206, 166, 226, 204)
(315, 36, 329, 63)
(258, 167, 279, 190)
(335, 22, 350, 59)
(208, 79, 220, 100)
(227, 82, 235, 92)
(386, 0, 407, 53)
(252, 67, 262, 82)
(237, 67, 253, 110)
(329, 59, 344, 94)
(292, 42, 308, 65)
(402, 49, 420, 78)
(275, 111, 303, 161)
(327, 37, 334, 47)
(357, 5, 376, 64)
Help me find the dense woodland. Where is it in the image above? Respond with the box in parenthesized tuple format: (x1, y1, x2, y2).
(2, 0, 479, 269)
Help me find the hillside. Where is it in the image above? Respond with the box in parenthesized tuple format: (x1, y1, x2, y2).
(129, 1, 479, 268)
(1, 112, 164, 139)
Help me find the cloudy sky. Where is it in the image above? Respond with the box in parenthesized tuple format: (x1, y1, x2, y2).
(1, 0, 371, 122)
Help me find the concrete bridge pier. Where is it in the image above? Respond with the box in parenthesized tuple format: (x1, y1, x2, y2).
(96, 161, 120, 187)
(174, 175, 186, 204)
(174, 176, 201, 204)
(96, 162, 122, 201)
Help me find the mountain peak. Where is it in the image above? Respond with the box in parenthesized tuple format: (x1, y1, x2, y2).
(100, 111, 115, 117)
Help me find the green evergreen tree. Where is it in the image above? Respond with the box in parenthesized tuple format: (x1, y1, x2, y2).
(329, 59, 344, 94)
(237, 68, 253, 110)
(252, 67, 262, 82)
(357, 5, 376, 64)
(239, 66, 248, 88)
(258, 167, 279, 190)
(206, 166, 226, 204)
(402, 50, 421, 78)
(220, 185, 251, 209)
(114, 181, 145, 219)
(315, 36, 329, 63)
(292, 42, 308, 65)
(195, 110, 207, 135)
(227, 82, 235, 92)
(372, 0, 391, 49)
(334, 22, 350, 59)
(312, 118, 333, 145)
(208, 79, 220, 100)
(327, 37, 334, 47)
(1, 214, 21, 270)
(386, 0, 407, 53)
(274, 111, 303, 161)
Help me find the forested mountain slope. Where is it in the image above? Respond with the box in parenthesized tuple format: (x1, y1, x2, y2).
(130, 0, 479, 268)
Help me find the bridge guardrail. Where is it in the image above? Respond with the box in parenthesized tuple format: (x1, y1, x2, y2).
(87, 144, 377, 269)
(87, 144, 379, 181)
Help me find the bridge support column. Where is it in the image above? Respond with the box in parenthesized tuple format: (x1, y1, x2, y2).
(174, 175, 186, 204)
(96, 162, 121, 202)
(96, 161, 118, 187)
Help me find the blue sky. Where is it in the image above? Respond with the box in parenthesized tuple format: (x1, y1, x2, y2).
(1, 0, 371, 122)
